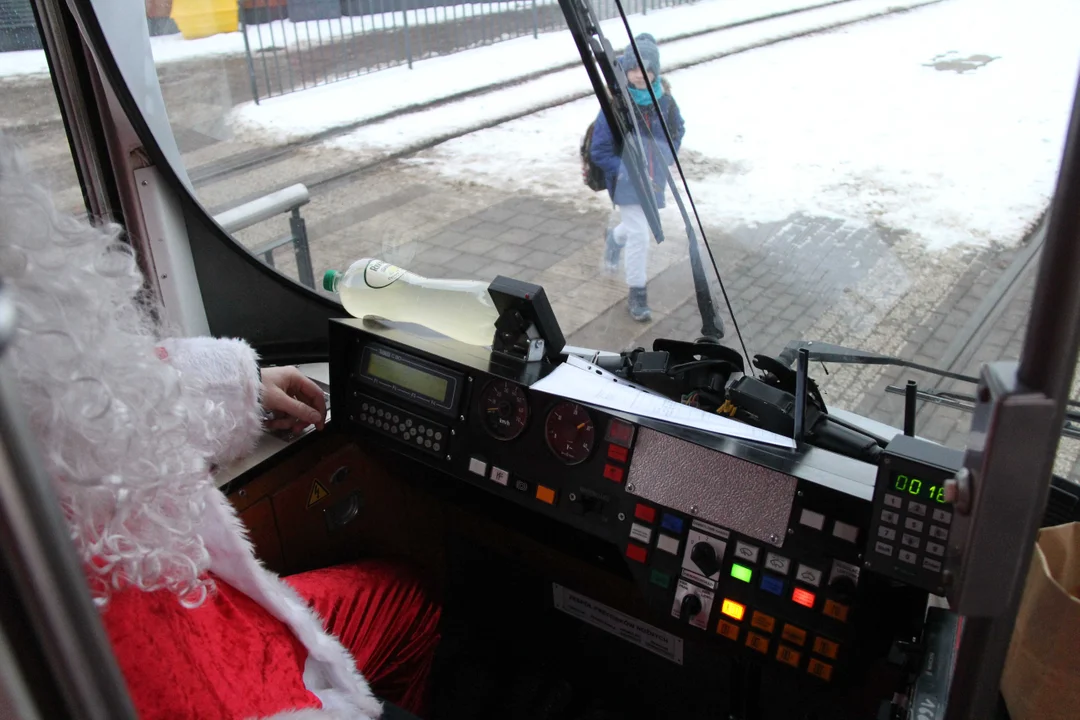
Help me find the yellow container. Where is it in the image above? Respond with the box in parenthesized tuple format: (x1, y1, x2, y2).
(172, 0, 239, 40)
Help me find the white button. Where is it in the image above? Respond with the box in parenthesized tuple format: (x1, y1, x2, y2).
(490, 467, 509, 486)
(795, 564, 823, 587)
(657, 534, 680, 555)
(923, 558, 942, 572)
(764, 552, 790, 575)
(899, 550, 917, 565)
(901, 533, 921, 549)
(884, 494, 903, 508)
(630, 523, 653, 544)
(832, 521, 859, 543)
(929, 525, 949, 540)
(878, 526, 897, 541)
(908, 501, 927, 517)
(926, 542, 945, 557)
(735, 541, 760, 563)
(904, 518, 924, 533)
(468, 458, 487, 476)
(799, 509, 826, 531)
(932, 508, 953, 524)
(881, 510, 899, 525)
(875, 541, 894, 557)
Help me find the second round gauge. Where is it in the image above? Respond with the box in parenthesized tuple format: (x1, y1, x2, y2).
(545, 401, 596, 465)
(478, 379, 529, 440)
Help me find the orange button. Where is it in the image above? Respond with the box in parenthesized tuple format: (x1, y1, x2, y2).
(607, 445, 629, 462)
(716, 619, 740, 641)
(536, 485, 556, 505)
(823, 599, 850, 623)
(812, 636, 839, 660)
(634, 504, 656, 523)
(776, 644, 801, 668)
(625, 543, 647, 563)
(751, 611, 775, 634)
(720, 599, 746, 622)
(781, 624, 807, 647)
(745, 632, 770, 654)
(603, 464, 625, 483)
(807, 658, 834, 682)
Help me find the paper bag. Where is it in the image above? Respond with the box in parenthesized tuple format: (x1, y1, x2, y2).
(1001, 522, 1080, 720)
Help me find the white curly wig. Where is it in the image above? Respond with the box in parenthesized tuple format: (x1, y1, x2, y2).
(0, 135, 220, 608)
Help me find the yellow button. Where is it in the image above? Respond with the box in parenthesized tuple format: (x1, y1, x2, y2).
(776, 644, 801, 668)
(781, 624, 807, 647)
(745, 632, 770, 654)
(536, 485, 556, 505)
(720, 599, 746, 622)
(751, 611, 775, 633)
(812, 636, 839, 660)
(823, 599, 850, 623)
(807, 658, 834, 682)
(716, 619, 740, 641)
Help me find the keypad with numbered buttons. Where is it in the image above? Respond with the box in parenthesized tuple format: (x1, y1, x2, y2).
(356, 394, 448, 457)
(866, 489, 954, 593)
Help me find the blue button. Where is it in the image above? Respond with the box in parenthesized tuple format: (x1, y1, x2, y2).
(761, 574, 785, 596)
(661, 513, 684, 533)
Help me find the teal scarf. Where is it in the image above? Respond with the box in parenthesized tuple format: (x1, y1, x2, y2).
(628, 78, 665, 106)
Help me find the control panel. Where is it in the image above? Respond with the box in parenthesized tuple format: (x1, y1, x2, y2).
(864, 435, 962, 595)
(329, 318, 929, 692)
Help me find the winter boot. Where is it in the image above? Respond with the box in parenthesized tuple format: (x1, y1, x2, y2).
(628, 287, 652, 322)
(603, 228, 623, 274)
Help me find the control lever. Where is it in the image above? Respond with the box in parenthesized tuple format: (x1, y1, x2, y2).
(680, 593, 703, 621)
(691, 541, 721, 577)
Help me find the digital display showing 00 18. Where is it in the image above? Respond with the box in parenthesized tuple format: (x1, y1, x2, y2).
(891, 471, 947, 504)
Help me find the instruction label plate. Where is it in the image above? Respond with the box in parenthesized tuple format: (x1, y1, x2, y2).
(552, 584, 683, 665)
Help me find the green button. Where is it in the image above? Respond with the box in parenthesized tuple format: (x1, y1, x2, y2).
(650, 569, 671, 589)
(731, 563, 753, 583)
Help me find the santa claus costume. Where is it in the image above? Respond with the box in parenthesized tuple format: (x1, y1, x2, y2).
(0, 134, 440, 719)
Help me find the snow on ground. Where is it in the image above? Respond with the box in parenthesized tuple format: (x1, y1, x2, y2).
(419, 0, 1080, 251)
(0, 0, 557, 78)
(230, 0, 847, 140)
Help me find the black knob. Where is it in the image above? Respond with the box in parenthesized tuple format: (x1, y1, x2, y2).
(829, 575, 857, 601)
(690, 542, 721, 576)
(680, 593, 703, 619)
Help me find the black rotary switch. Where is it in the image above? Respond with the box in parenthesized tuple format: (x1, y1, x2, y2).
(690, 542, 721, 576)
(828, 574, 858, 601)
(680, 593, 703, 620)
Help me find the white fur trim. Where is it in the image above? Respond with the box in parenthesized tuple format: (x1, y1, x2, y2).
(199, 489, 383, 720)
(251, 710, 365, 720)
(157, 337, 265, 465)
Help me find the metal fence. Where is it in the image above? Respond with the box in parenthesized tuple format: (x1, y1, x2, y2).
(239, 0, 694, 103)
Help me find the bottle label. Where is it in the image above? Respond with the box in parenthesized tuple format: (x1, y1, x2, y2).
(363, 260, 406, 289)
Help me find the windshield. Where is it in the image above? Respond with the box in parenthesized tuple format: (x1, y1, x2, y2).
(5, 0, 1079, 473)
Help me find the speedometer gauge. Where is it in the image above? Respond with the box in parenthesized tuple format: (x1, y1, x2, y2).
(545, 402, 596, 465)
(478, 379, 529, 440)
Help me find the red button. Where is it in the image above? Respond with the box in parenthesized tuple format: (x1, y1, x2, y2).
(603, 464, 624, 483)
(626, 543, 647, 563)
(607, 445, 629, 462)
(606, 419, 635, 447)
(634, 504, 656, 523)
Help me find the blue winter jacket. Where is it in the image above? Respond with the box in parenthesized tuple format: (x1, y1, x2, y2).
(589, 90, 686, 209)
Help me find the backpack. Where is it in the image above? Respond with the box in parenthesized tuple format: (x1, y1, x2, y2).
(581, 83, 678, 193)
(580, 121, 608, 192)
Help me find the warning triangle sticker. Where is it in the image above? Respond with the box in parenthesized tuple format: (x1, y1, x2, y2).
(307, 480, 330, 509)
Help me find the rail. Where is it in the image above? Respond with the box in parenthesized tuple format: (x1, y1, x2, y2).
(213, 183, 315, 289)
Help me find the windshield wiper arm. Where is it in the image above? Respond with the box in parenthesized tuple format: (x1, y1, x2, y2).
(557, 0, 726, 343)
(776, 340, 981, 384)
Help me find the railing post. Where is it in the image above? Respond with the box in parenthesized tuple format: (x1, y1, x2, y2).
(402, 0, 413, 69)
(238, 1, 261, 104)
(532, 0, 538, 38)
(290, 208, 316, 289)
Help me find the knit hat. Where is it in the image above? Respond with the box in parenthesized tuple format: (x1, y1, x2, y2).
(619, 33, 660, 77)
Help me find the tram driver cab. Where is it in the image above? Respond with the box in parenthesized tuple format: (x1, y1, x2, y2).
(2, 1, 1080, 720)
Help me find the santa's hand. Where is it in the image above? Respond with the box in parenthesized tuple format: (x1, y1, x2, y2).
(260, 366, 327, 433)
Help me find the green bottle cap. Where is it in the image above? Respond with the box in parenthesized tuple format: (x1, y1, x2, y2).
(323, 270, 339, 292)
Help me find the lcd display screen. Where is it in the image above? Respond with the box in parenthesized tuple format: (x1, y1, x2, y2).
(365, 352, 449, 402)
(890, 471, 947, 504)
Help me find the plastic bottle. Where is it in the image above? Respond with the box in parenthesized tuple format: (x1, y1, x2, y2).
(323, 259, 499, 347)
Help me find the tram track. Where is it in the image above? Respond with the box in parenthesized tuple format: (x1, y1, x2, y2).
(196, 0, 946, 204)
